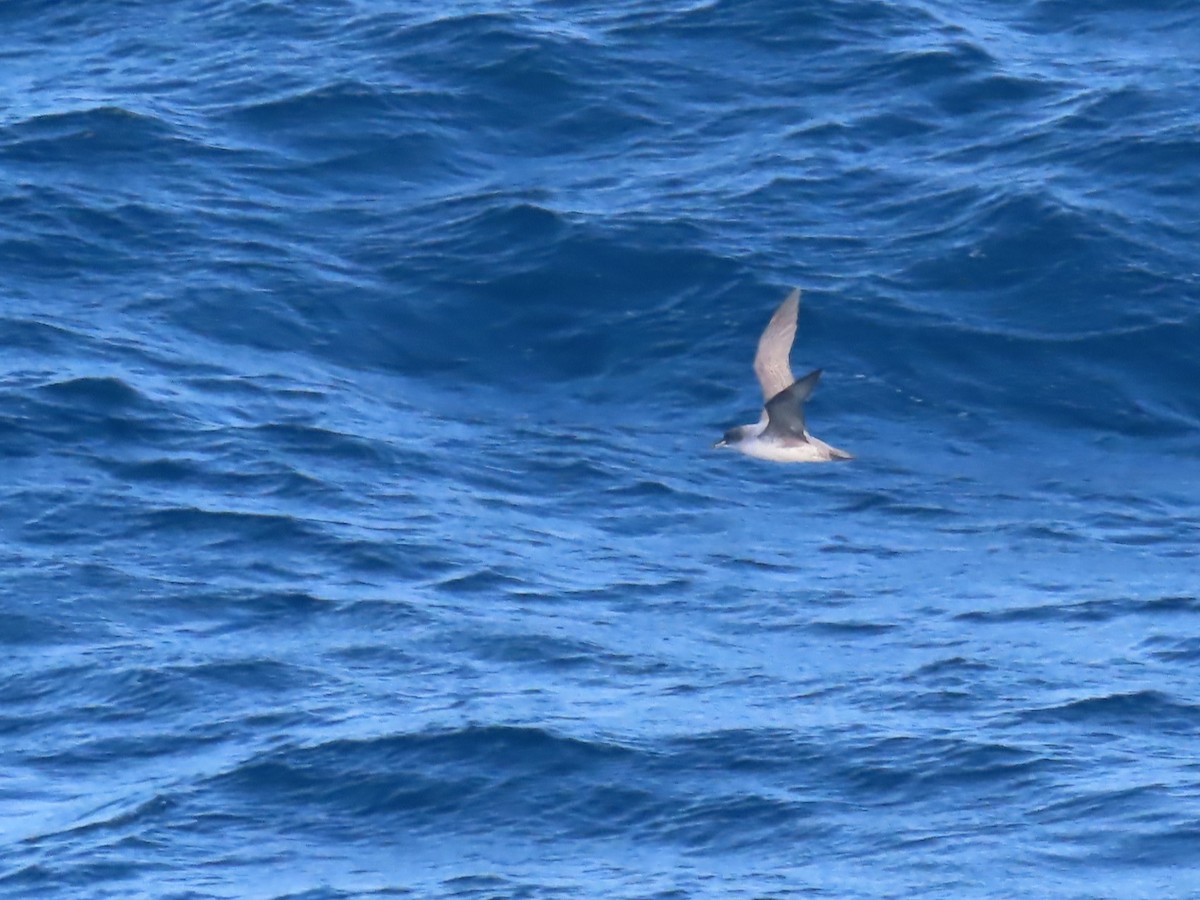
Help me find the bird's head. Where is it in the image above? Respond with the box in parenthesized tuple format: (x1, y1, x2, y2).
(713, 426, 747, 449)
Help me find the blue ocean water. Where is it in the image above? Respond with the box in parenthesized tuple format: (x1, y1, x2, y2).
(2, 0, 1199, 896)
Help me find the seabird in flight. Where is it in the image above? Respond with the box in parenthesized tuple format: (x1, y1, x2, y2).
(714, 288, 852, 463)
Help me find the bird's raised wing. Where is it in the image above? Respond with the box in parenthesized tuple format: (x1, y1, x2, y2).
(753, 288, 800, 402)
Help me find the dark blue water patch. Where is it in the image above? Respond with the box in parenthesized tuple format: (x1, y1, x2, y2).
(857, 40, 997, 98)
(438, 874, 545, 900)
(617, 0, 937, 55)
(238, 422, 399, 470)
(131, 505, 321, 548)
(1033, 782, 1167, 826)
(456, 629, 678, 680)
(219, 80, 480, 192)
(0, 107, 177, 167)
(821, 732, 1053, 806)
(1114, 823, 1200, 868)
(832, 489, 966, 522)
(900, 190, 1113, 293)
(33, 721, 230, 772)
(955, 594, 1200, 625)
(0, 187, 178, 282)
(1, 661, 95, 717)
(30, 661, 215, 733)
(1037, 789, 1200, 874)
(87, 584, 335, 637)
(39, 375, 144, 410)
(1144, 635, 1200, 663)
(0, 316, 87, 362)
(1021, 690, 1199, 732)
(806, 619, 896, 637)
(362, 206, 745, 388)
(21, 792, 180, 849)
(11, 376, 187, 452)
(208, 726, 641, 840)
(1027, 0, 1200, 27)
(379, 11, 668, 162)
(936, 71, 1060, 119)
(0, 611, 76, 648)
(547, 577, 695, 611)
(434, 567, 531, 597)
(199, 724, 842, 857)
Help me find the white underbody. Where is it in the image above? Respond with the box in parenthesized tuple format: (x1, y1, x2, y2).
(723, 417, 851, 463)
(734, 432, 848, 463)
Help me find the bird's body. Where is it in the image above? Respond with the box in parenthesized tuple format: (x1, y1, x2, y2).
(715, 289, 851, 463)
(720, 417, 850, 462)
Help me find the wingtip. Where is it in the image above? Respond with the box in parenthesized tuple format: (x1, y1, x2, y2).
(796, 367, 823, 389)
(767, 288, 801, 328)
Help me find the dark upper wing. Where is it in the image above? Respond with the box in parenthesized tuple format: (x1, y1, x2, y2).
(762, 369, 822, 439)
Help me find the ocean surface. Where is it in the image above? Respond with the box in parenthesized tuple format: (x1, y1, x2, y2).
(2, 1, 1199, 897)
